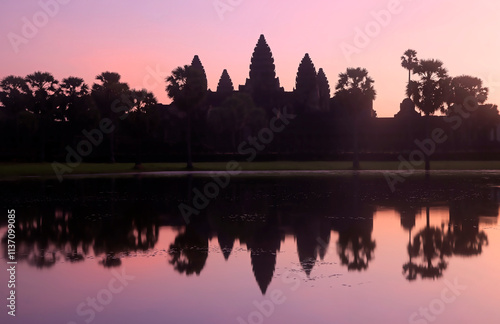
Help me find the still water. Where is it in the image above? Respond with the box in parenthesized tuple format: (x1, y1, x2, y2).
(1, 171, 499, 324)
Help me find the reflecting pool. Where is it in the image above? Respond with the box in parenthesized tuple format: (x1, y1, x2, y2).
(1, 171, 499, 324)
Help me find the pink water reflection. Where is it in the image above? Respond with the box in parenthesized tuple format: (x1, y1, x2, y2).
(1, 206, 498, 324)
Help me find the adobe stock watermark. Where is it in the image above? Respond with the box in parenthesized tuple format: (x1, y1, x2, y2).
(483, 72, 500, 94)
(7, 0, 72, 54)
(408, 277, 467, 324)
(178, 107, 296, 224)
(384, 96, 481, 192)
(67, 268, 135, 324)
(340, 0, 415, 62)
(213, 0, 245, 21)
(141, 64, 169, 91)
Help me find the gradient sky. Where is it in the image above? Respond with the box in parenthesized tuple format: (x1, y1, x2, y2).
(1, 0, 499, 117)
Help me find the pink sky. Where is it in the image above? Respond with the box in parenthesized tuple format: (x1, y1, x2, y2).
(1, 0, 499, 117)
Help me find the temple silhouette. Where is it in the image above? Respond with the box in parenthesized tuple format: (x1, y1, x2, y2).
(196, 34, 500, 159)
(1, 34, 499, 162)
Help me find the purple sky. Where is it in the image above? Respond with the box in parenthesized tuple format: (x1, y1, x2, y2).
(1, 0, 499, 116)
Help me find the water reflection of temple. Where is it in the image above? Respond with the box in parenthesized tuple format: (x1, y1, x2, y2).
(1, 176, 499, 294)
(1, 201, 378, 295)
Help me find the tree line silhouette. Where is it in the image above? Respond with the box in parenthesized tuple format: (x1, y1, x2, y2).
(1, 35, 498, 168)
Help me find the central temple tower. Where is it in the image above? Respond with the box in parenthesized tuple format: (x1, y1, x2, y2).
(243, 35, 283, 111)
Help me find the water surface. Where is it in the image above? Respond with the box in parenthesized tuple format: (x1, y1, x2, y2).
(1, 172, 499, 324)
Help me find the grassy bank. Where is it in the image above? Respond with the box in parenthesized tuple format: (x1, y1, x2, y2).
(1, 161, 500, 178)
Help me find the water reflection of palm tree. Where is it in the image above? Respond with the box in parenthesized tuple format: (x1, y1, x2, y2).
(6, 207, 62, 269)
(133, 209, 160, 251)
(168, 222, 209, 276)
(334, 174, 376, 271)
(66, 244, 85, 263)
(403, 207, 449, 280)
(93, 206, 159, 267)
(446, 203, 489, 257)
(446, 220, 488, 256)
(28, 251, 58, 269)
(99, 253, 122, 268)
(398, 206, 417, 280)
(3, 205, 160, 269)
(336, 219, 376, 271)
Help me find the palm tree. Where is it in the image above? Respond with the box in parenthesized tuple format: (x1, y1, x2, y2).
(448, 75, 488, 107)
(60, 77, 88, 97)
(166, 63, 207, 169)
(91, 72, 130, 163)
(335, 67, 376, 169)
(0, 75, 29, 116)
(59, 77, 91, 132)
(407, 59, 450, 170)
(128, 89, 158, 168)
(407, 59, 450, 116)
(130, 89, 157, 113)
(25, 71, 59, 161)
(337, 222, 376, 271)
(401, 49, 419, 94)
(0, 75, 29, 154)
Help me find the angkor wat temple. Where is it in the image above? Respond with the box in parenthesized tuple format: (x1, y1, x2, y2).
(2, 35, 498, 162)
(179, 34, 500, 160)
